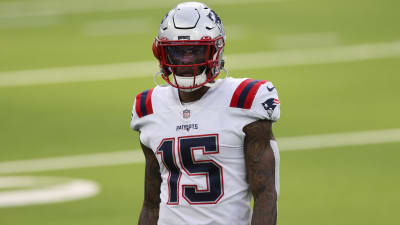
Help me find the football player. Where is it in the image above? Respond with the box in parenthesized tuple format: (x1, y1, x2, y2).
(131, 2, 281, 225)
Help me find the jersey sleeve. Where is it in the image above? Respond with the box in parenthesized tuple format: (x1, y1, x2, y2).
(130, 98, 140, 131)
(250, 81, 280, 121)
(130, 88, 155, 131)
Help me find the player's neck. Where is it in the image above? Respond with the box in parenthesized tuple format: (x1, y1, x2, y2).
(178, 86, 210, 103)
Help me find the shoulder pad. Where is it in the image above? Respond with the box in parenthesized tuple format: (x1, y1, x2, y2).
(230, 79, 267, 109)
(135, 89, 154, 118)
(252, 81, 280, 121)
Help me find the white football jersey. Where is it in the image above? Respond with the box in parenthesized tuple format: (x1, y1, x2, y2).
(131, 77, 280, 225)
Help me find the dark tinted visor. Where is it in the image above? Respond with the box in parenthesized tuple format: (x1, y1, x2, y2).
(166, 45, 208, 65)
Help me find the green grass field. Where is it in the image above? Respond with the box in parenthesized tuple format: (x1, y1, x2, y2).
(1, 0, 400, 224)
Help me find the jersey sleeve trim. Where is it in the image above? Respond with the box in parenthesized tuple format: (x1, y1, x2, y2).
(135, 88, 154, 118)
(230, 79, 267, 109)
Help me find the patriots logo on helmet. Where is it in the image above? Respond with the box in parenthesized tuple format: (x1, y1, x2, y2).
(160, 12, 169, 25)
(262, 98, 280, 117)
(207, 10, 224, 33)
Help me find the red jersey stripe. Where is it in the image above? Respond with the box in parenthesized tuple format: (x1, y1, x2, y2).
(229, 79, 253, 107)
(135, 92, 143, 118)
(243, 80, 267, 109)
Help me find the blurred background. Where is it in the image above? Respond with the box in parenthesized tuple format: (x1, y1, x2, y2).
(0, 0, 400, 224)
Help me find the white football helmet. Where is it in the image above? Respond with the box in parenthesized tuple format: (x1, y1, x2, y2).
(152, 2, 226, 91)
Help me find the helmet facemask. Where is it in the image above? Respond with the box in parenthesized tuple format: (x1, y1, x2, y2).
(155, 36, 225, 91)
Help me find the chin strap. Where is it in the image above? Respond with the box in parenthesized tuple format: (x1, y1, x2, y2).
(153, 66, 229, 90)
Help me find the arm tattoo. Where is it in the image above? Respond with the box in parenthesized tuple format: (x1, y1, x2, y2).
(138, 142, 162, 225)
(243, 120, 277, 225)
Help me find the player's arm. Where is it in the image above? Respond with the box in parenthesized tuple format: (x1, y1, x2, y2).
(243, 120, 277, 225)
(138, 141, 162, 225)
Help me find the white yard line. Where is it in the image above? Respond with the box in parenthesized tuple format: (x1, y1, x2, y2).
(82, 18, 152, 36)
(278, 129, 400, 151)
(0, 176, 99, 208)
(0, 0, 284, 19)
(0, 128, 399, 174)
(1, 40, 400, 88)
(0, 61, 155, 87)
(227, 40, 400, 70)
(272, 32, 340, 49)
(0, 151, 144, 174)
(0, 16, 60, 29)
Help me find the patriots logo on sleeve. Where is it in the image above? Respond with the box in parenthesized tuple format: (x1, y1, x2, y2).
(262, 98, 280, 117)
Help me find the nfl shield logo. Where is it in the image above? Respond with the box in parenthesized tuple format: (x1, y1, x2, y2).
(183, 109, 190, 119)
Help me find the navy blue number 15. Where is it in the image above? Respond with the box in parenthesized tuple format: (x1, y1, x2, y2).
(156, 134, 224, 205)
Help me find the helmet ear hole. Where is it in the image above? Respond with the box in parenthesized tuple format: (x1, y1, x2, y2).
(152, 40, 161, 60)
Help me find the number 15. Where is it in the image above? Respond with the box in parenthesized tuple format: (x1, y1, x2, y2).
(156, 134, 224, 205)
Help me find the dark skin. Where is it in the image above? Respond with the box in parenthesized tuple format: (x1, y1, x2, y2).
(243, 120, 277, 225)
(138, 87, 277, 225)
(138, 142, 161, 225)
